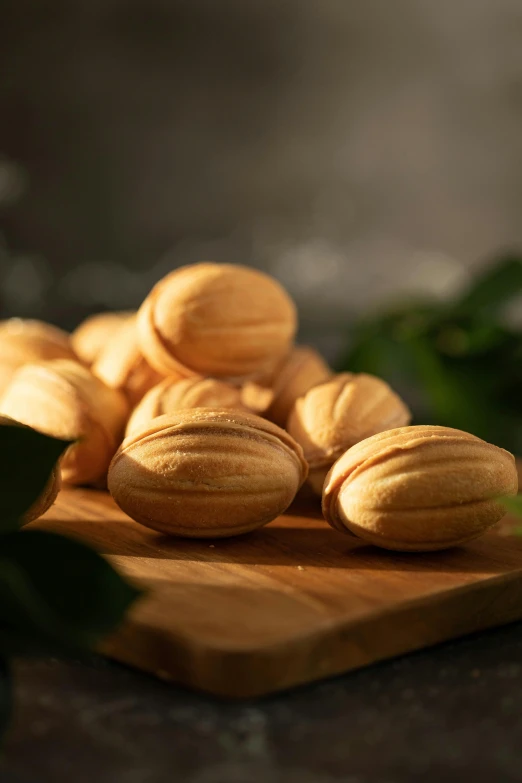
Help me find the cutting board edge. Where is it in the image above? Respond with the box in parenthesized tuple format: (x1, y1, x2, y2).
(100, 565, 522, 699)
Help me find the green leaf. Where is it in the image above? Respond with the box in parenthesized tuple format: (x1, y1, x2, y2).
(336, 254, 522, 453)
(456, 254, 522, 316)
(404, 335, 517, 442)
(338, 327, 390, 377)
(498, 495, 522, 518)
(0, 659, 11, 744)
(0, 424, 72, 532)
(433, 317, 509, 358)
(338, 315, 422, 382)
(0, 530, 141, 656)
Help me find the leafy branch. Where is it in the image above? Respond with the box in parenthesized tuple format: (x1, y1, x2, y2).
(0, 425, 141, 743)
(338, 254, 522, 453)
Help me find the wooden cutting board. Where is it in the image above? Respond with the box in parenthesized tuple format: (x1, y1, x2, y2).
(31, 487, 522, 699)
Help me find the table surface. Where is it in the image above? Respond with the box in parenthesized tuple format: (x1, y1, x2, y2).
(2, 623, 522, 783)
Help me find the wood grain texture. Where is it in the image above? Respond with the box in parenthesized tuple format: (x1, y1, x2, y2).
(31, 487, 522, 698)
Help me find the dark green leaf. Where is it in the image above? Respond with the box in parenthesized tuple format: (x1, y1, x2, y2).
(338, 327, 390, 376)
(336, 253, 522, 453)
(498, 495, 522, 517)
(404, 335, 518, 444)
(0, 424, 72, 532)
(404, 337, 483, 430)
(0, 659, 11, 744)
(0, 530, 141, 656)
(433, 319, 508, 358)
(456, 255, 522, 315)
(338, 317, 419, 381)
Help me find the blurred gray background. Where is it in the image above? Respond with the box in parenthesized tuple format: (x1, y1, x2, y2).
(1, 0, 522, 351)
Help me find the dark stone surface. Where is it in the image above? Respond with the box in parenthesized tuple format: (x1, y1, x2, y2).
(3, 624, 522, 782)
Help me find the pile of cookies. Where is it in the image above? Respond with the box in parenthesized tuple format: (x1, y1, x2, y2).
(0, 262, 517, 551)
